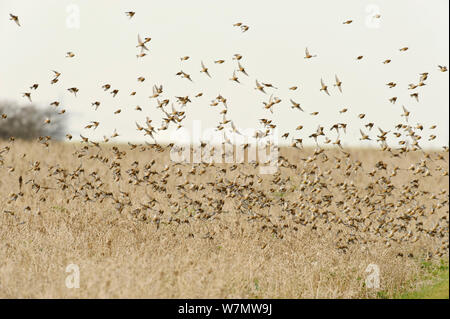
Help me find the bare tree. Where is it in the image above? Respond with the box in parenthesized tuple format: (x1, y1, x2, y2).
(0, 100, 66, 140)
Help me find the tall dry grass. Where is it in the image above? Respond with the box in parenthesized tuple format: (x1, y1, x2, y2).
(0, 140, 448, 298)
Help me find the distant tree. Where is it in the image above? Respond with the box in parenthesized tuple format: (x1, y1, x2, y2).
(0, 100, 66, 140)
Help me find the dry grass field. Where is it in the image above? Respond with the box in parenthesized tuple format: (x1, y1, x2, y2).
(0, 140, 448, 298)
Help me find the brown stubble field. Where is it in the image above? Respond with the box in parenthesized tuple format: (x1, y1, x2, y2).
(0, 140, 448, 298)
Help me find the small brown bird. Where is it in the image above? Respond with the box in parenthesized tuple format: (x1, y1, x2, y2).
(399, 47, 409, 52)
(30, 84, 39, 90)
(305, 47, 317, 59)
(438, 65, 448, 72)
(401, 106, 410, 122)
(237, 62, 249, 76)
(233, 54, 242, 61)
(360, 129, 371, 141)
(9, 14, 20, 26)
(263, 82, 278, 89)
(230, 71, 240, 83)
(22, 92, 32, 102)
(255, 80, 266, 94)
(214, 60, 225, 64)
(343, 20, 353, 24)
(334, 75, 343, 93)
(200, 61, 211, 78)
(290, 99, 304, 111)
(383, 59, 391, 64)
(52, 70, 61, 78)
(240, 25, 249, 32)
(125, 11, 136, 19)
(136, 34, 149, 52)
(66, 52, 75, 58)
(356, 55, 364, 60)
(320, 78, 330, 96)
(419, 72, 428, 82)
(91, 101, 100, 110)
(67, 87, 79, 96)
(386, 82, 397, 88)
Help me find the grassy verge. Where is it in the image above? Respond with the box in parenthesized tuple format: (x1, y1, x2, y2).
(396, 259, 449, 299)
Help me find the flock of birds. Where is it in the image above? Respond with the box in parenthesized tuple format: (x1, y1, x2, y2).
(1, 11, 449, 258)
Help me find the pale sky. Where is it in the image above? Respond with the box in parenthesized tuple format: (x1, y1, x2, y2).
(0, 0, 448, 148)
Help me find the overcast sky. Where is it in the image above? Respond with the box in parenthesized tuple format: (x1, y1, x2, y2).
(0, 0, 448, 148)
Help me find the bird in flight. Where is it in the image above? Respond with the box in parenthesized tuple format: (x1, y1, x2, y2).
(67, 87, 79, 97)
(401, 106, 410, 122)
(22, 92, 32, 102)
(334, 75, 343, 93)
(237, 62, 249, 76)
(137, 34, 150, 52)
(290, 99, 304, 112)
(9, 14, 20, 26)
(255, 80, 266, 94)
(240, 25, 249, 32)
(359, 129, 371, 141)
(125, 12, 135, 19)
(229, 71, 240, 83)
(304, 47, 317, 59)
(320, 78, 330, 96)
(200, 61, 211, 78)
